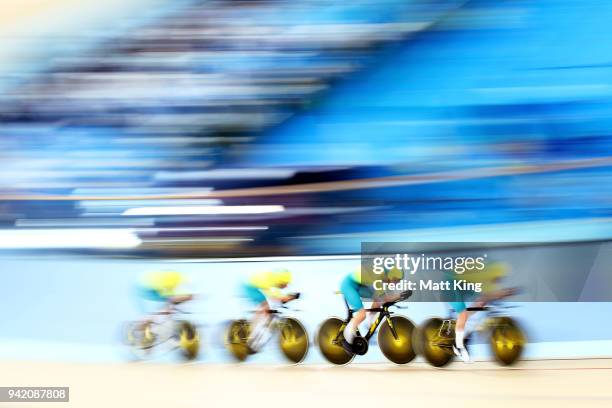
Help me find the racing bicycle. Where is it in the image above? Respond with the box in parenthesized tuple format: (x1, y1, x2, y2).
(225, 294, 309, 364)
(413, 302, 526, 367)
(123, 304, 200, 361)
(317, 290, 415, 365)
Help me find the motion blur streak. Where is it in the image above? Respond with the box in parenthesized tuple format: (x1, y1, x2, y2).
(1, 0, 612, 260)
(0, 229, 141, 249)
(121, 205, 285, 216)
(1, 2, 612, 406)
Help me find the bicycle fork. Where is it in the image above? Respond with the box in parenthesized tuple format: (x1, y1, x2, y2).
(382, 314, 400, 340)
(439, 319, 455, 337)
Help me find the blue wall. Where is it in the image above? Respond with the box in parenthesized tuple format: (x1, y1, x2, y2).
(1, 255, 611, 362)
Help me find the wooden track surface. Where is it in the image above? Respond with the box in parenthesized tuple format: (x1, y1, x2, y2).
(1, 359, 611, 407)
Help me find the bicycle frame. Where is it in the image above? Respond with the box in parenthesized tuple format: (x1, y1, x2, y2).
(239, 304, 298, 343)
(231, 305, 302, 354)
(332, 298, 400, 343)
(146, 307, 193, 345)
(267, 307, 293, 332)
(439, 303, 516, 339)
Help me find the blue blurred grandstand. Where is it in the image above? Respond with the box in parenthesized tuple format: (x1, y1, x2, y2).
(1, 0, 612, 256)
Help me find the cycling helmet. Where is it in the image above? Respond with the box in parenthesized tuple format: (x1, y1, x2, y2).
(160, 270, 184, 289)
(275, 268, 292, 285)
(385, 266, 403, 281)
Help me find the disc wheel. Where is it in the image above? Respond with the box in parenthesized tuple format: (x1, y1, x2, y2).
(414, 318, 454, 367)
(317, 317, 354, 365)
(225, 319, 251, 362)
(177, 321, 200, 361)
(278, 318, 309, 364)
(378, 315, 416, 364)
(123, 321, 157, 360)
(489, 317, 526, 366)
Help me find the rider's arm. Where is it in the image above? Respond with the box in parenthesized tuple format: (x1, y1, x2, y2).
(382, 292, 402, 303)
(262, 287, 296, 303)
(378, 289, 411, 304)
(169, 293, 193, 304)
(267, 289, 297, 303)
(478, 287, 517, 304)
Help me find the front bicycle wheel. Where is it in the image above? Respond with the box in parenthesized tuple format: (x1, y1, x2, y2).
(489, 317, 526, 366)
(378, 315, 416, 364)
(414, 318, 454, 367)
(316, 317, 354, 365)
(225, 319, 251, 362)
(278, 318, 309, 364)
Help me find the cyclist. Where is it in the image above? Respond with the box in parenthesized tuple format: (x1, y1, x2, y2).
(449, 262, 516, 363)
(134, 270, 193, 344)
(137, 270, 193, 315)
(340, 266, 404, 352)
(241, 268, 298, 350)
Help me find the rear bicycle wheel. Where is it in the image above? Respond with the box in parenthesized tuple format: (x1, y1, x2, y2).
(123, 320, 158, 360)
(317, 317, 354, 365)
(414, 318, 454, 367)
(490, 317, 526, 366)
(176, 320, 200, 361)
(225, 319, 251, 362)
(278, 317, 309, 364)
(378, 315, 416, 364)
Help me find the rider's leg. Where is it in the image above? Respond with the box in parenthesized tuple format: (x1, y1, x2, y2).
(361, 302, 380, 335)
(450, 298, 470, 348)
(242, 283, 268, 327)
(455, 310, 468, 349)
(248, 301, 272, 350)
(240, 283, 271, 349)
(244, 282, 272, 348)
(457, 298, 487, 341)
(135, 287, 166, 336)
(450, 300, 472, 362)
(340, 276, 366, 344)
(343, 308, 366, 344)
(252, 300, 271, 331)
